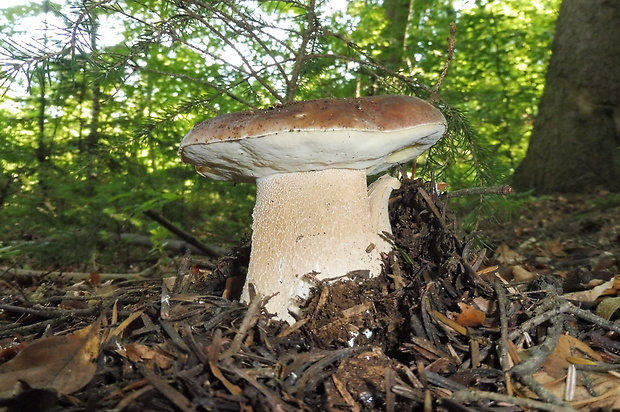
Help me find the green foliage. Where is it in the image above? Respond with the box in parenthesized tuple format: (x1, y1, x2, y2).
(0, 0, 561, 270)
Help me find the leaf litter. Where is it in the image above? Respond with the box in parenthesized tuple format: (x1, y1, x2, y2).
(0, 179, 619, 411)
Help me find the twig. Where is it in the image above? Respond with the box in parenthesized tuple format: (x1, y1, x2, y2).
(508, 298, 620, 341)
(286, 0, 317, 101)
(220, 295, 263, 359)
(0, 316, 66, 338)
(430, 22, 456, 103)
(492, 281, 511, 372)
(564, 301, 620, 335)
(449, 389, 571, 412)
(143, 209, 222, 258)
(418, 187, 447, 230)
(0, 303, 99, 319)
(173, 250, 191, 295)
(511, 318, 573, 408)
(575, 363, 620, 372)
(0, 266, 151, 281)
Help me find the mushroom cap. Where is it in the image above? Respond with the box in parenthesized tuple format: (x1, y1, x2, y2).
(179, 95, 446, 182)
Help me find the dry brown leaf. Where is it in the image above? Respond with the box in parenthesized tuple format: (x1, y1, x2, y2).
(0, 321, 100, 398)
(525, 334, 620, 408)
(545, 240, 566, 257)
(455, 303, 486, 327)
(512, 265, 538, 282)
(542, 334, 603, 379)
(124, 344, 173, 369)
(495, 243, 524, 265)
(532, 369, 620, 410)
(562, 277, 618, 302)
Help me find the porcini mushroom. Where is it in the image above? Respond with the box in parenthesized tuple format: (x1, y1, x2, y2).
(179, 95, 446, 322)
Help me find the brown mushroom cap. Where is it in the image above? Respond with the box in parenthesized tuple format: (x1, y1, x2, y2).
(179, 95, 446, 182)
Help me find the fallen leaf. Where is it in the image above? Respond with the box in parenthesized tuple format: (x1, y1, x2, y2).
(512, 265, 538, 282)
(123, 343, 173, 369)
(561, 277, 618, 302)
(495, 243, 524, 265)
(545, 240, 566, 257)
(541, 334, 602, 379)
(0, 321, 100, 398)
(455, 303, 486, 327)
(524, 334, 620, 408)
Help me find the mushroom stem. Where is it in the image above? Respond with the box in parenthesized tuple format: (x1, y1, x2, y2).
(243, 169, 386, 322)
(367, 174, 401, 254)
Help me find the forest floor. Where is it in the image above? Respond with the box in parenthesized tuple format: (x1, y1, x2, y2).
(0, 182, 619, 411)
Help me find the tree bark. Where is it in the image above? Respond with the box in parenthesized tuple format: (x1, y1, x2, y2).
(513, 0, 620, 194)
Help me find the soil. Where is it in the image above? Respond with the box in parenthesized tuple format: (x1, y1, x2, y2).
(1, 181, 619, 411)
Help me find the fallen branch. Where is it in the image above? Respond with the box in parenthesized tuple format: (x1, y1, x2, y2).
(143, 209, 224, 259)
(511, 318, 571, 408)
(0, 265, 162, 281)
(119, 233, 220, 255)
(442, 185, 514, 199)
(449, 389, 571, 412)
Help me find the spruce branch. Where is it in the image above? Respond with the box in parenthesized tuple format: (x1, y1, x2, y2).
(430, 21, 456, 104)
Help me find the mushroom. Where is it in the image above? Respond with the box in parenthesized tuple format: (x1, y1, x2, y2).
(179, 95, 446, 322)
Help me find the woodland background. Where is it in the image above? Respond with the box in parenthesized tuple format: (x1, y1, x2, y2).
(0, 0, 616, 272)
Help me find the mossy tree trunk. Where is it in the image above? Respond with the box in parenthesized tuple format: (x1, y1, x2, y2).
(513, 0, 620, 194)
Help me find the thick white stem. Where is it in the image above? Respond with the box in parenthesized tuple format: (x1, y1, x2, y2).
(367, 174, 401, 254)
(242, 169, 384, 322)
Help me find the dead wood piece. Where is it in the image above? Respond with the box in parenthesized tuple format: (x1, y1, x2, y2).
(0, 266, 151, 281)
(143, 209, 224, 258)
(332, 374, 361, 412)
(119, 233, 215, 256)
(442, 185, 514, 198)
(0, 317, 65, 338)
(0, 303, 99, 319)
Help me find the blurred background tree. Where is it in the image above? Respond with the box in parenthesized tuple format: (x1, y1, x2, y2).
(513, 0, 620, 194)
(0, 0, 561, 270)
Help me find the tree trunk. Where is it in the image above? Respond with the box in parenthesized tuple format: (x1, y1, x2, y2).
(513, 0, 620, 194)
